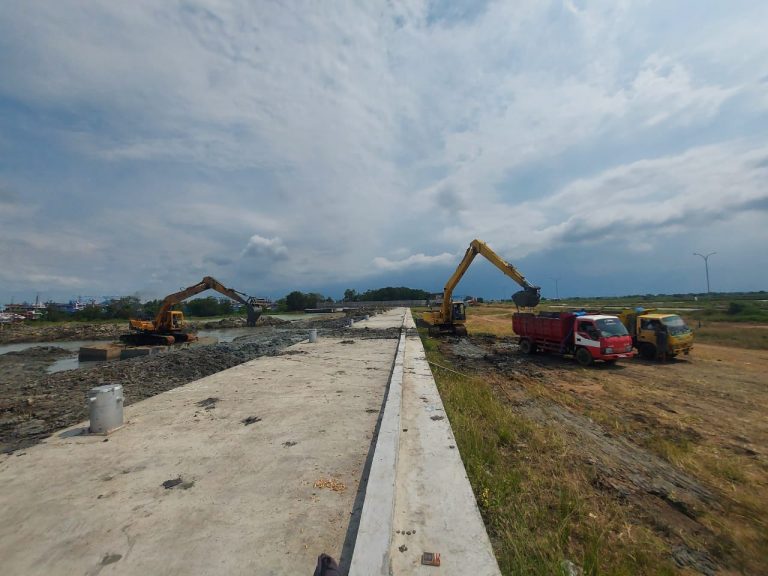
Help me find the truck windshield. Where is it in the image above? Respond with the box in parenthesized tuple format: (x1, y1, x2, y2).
(596, 318, 628, 337)
(661, 315, 691, 336)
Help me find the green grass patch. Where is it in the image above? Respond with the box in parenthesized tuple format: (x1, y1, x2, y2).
(641, 433, 694, 466)
(691, 324, 768, 350)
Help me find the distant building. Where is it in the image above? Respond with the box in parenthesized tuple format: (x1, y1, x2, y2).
(429, 293, 443, 306)
(0, 311, 26, 323)
(3, 300, 45, 320)
(48, 299, 92, 314)
(254, 298, 275, 310)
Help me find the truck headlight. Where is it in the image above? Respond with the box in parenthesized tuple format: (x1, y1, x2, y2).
(604, 347, 613, 354)
(626, 344, 633, 352)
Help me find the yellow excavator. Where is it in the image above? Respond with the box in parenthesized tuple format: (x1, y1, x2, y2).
(422, 239, 540, 336)
(121, 276, 262, 345)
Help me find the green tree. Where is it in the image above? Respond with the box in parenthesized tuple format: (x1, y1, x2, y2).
(43, 304, 66, 322)
(343, 289, 358, 302)
(184, 296, 234, 317)
(285, 291, 308, 311)
(358, 286, 430, 301)
(73, 304, 104, 321)
(104, 296, 141, 319)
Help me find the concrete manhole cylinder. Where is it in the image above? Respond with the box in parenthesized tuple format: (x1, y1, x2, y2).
(88, 384, 124, 434)
(309, 329, 318, 343)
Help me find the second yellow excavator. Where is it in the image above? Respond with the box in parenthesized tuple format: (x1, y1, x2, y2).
(422, 239, 540, 336)
(121, 276, 262, 345)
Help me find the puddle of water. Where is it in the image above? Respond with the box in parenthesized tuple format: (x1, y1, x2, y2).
(6, 318, 324, 373)
(46, 357, 106, 374)
(197, 327, 255, 343)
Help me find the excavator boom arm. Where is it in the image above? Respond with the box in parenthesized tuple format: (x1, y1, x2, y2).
(472, 240, 535, 289)
(440, 239, 540, 322)
(153, 276, 261, 330)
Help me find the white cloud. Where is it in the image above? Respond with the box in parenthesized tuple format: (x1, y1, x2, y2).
(372, 252, 456, 272)
(241, 235, 288, 260)
(630, 54, 736, 127)
(0, 1, 766, 300)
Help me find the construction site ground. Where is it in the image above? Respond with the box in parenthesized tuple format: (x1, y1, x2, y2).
(423, 306, 768, 575)
(0, 312, 403, 575)
(0, 314, 376, 453)
(2, 305, 766, 575)
(0, 308, 500, 576)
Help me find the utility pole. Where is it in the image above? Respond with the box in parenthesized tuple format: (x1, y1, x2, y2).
(551, 278, 560, 300)
(693, 252, 716, 294)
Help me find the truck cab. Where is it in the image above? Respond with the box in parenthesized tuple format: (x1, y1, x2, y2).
(573, 315, 635, 366)
(618, 309, 694, 360)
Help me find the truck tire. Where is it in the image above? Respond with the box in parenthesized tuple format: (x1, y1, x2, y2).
(575, 347, 593, 367)
(638, 343, 656, 360)
(519, 339, 535, 354)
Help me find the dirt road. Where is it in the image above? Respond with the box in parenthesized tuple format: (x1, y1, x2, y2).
(443, 336, 767, 574)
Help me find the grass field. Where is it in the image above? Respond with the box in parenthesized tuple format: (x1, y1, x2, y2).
(421, 333, 677, 575)
(415, 300, 768, 574)
(415, 298, 768, 349)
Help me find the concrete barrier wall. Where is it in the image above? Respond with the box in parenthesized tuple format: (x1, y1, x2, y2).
(348, 320, 406, 575)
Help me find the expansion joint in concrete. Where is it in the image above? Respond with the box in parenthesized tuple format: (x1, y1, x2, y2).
(348, 314, 407, 576)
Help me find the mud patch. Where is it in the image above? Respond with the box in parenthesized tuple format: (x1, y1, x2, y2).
(162, 477, 194, 490)
(101, 553, 122, 565)
(196, 397, 219, 410)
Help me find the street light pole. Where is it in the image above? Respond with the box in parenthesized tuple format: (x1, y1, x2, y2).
(693, 252, 716, 294)
(550, 278, 560, 300)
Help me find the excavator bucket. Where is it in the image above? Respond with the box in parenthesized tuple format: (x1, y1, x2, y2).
(512, 287, 541, 309)
(246, 299, 263, 327)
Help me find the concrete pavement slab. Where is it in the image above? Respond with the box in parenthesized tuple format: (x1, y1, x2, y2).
(0, 336, 399, 576)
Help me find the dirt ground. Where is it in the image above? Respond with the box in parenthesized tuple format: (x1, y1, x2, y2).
(442, 332, 768, 574)
(0, 312, 388, 454)
(0, 315, 289, 344)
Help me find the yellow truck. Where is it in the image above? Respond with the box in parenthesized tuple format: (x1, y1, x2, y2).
(617, 308, 694, 360)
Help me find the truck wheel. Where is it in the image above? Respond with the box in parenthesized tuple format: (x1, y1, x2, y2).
(575, 347, 593, 367)
(638, 343, 656, 360)
(519, 339, 535, 354)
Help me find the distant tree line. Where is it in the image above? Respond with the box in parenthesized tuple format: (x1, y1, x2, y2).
(273, 286, 432, 312)
(277, 291, 332, 312)
(343, 287, 430, 302)
(43, 296, 243, 322)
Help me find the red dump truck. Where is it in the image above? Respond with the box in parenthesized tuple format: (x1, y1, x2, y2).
(513, 312, 635, 366)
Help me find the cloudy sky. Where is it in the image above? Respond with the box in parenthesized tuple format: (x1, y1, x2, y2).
(1, 0, 767, 304)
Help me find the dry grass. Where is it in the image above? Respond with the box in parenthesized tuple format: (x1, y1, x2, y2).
(417, 306, 768, 574)
(465, 303, 768, 350)
(689, 322, 768, 349)
(464, 304, 516, 337)
(420, 331, 677, 575)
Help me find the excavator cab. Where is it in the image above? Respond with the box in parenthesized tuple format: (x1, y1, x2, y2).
(452, 301, 466, 321)
(169, 310, 184, 330)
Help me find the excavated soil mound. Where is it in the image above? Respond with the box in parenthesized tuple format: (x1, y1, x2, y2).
(0, 322, 125, 344)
